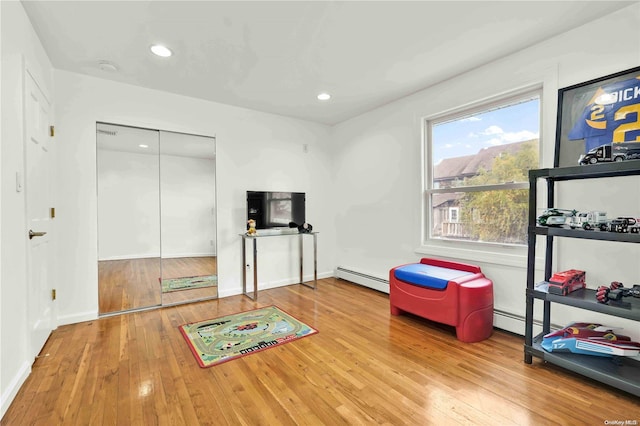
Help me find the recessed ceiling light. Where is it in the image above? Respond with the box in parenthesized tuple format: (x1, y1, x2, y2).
(150, 44, 172, 58)
(317, 93, 331, 101)
(139, 144, 149, 148)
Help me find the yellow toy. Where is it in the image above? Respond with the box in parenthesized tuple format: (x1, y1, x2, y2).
(246, 219, 257, 236)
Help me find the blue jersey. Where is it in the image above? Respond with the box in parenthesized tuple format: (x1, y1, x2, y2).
(567, 76, 640, 151)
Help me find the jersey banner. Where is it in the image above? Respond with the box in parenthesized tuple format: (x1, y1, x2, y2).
(555, 66, 640, 167)
(568, 76, 640, 151)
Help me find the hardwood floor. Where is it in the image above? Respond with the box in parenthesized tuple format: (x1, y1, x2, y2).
(99, 257, 217, 314)
(4, 278, 639, 425)
(98, 258, 162, 313)
(161, 256, 217, 280)
(161, 257, 218, 306)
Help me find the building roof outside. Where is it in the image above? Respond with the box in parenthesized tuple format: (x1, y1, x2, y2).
(432, 139, 536, 208)
(434, 139, 535, 182)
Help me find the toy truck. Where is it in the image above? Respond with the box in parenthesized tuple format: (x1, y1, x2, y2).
(569, 211, 608, 231)
(579, 142, 640, 165)
(547, 269, 586, 296)
(607, 217, 637, 233)
(537, 208, 576, 227)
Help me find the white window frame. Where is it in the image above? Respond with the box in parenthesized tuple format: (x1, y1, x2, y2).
(420, 87, 542, 264)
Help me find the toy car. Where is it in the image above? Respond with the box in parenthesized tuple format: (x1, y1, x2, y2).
(541, 322, 640, 357)
(547, 269, 586, 296)
(607, 217, 637, 233)
(596, 281, 640, 303)
(569, 211, 607, 231)
(537, 208, 576, 227)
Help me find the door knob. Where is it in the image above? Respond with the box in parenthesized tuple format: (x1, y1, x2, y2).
(29, 230, 47, 240)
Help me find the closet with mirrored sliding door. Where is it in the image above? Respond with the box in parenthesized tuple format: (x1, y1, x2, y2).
(97, 123, 217, 315)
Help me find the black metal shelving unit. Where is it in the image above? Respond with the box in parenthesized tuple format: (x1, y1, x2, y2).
(524, 161, 640, 397)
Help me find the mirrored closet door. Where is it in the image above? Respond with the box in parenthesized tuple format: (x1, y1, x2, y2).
(159, 131, 217, 305)
(97, 123, 217, 315)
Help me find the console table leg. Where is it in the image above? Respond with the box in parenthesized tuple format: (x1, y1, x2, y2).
(313, 233, 317, 289)
(252, 238, 258, 300)
(299, 234, 304, 284)
(242, 237, 247, 296)
(299, 233, 317, 290)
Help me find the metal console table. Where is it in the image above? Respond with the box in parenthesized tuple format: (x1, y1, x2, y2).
(240, 231, 318, 300)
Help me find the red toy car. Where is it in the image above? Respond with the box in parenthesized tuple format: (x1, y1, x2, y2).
(547, 269, 586, 296)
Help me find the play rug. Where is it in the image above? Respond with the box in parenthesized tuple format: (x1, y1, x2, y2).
(179, 305, 318, 368)
(161, 275, 217, 293)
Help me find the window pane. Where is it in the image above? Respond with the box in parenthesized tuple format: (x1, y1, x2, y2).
(426, 92, 540, 246)
(432, 97, 540, 188)
(431, 189, 529, 244)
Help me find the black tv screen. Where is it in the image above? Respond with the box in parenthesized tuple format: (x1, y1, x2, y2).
(247, 191, 306, 229)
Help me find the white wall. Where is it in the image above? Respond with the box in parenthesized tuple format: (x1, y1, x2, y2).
(3, 1, 640, 420)
(161, 153, 216, 258)
(331, 3, 640, 339)
(54, 69, 335, 325)
(97, 149, 161, 260)
(97, 132, 217, 260)
(0, 1, 54, 418)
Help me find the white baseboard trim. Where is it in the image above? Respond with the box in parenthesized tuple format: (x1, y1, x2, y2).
(335, 267, 389, 294)
(493, 309, 557, 337)
(159, 253, 216, 259)
(57, 310, 97, 326)
(98, 253, 215, 261)
(98, 254, 159, 261)
(1, 361, 31, 420)
(217, 271, 334, 299)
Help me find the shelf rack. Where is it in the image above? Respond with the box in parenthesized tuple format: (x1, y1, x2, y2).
(524, 161, 640, 397)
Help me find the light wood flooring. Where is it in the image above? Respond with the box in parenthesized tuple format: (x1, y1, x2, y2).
(99, 257, 217, 314)
(161, 257, 218, 306)
(4, 278, 639, 425)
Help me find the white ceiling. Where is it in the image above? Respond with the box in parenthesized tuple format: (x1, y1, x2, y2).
(22, 0, 636, 125)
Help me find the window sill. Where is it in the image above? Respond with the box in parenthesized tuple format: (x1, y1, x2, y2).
(416, 240, 530, 268)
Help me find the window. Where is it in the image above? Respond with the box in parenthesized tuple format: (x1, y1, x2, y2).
(449, 207, 459, 223)
(425, 90, 540, 245)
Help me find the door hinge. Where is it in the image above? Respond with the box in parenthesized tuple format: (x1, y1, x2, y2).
(50, 207, 55, 219)
(50, 125, 55, 137)
(51, 289, 56, 301)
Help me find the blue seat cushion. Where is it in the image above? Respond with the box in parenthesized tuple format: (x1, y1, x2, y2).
(394, 263, 473, 289)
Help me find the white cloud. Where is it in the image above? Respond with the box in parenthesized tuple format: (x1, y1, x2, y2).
(502, 130, 539, 143)
(470, 125, 503, 137)
(484, 130, 539, 146)
(483, 125, 504, 135)
(461, 116, 481, 122)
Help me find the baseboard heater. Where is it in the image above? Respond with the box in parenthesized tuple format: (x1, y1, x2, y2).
(335, 267, 389, 293)
(336, 267, 559, 336)
(493, 308, 562, 336)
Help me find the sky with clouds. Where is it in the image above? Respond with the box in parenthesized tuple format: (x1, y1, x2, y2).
(431, 97, 540, 164)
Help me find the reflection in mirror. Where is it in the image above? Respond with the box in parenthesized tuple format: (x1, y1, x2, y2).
(97, 123, 162, 314)
(160, 131, 218, 305)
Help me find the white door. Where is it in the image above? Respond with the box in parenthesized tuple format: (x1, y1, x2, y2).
(24, 67, 54, 360)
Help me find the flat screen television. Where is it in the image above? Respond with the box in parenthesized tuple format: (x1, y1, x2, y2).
(247, 191, 306, 230)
